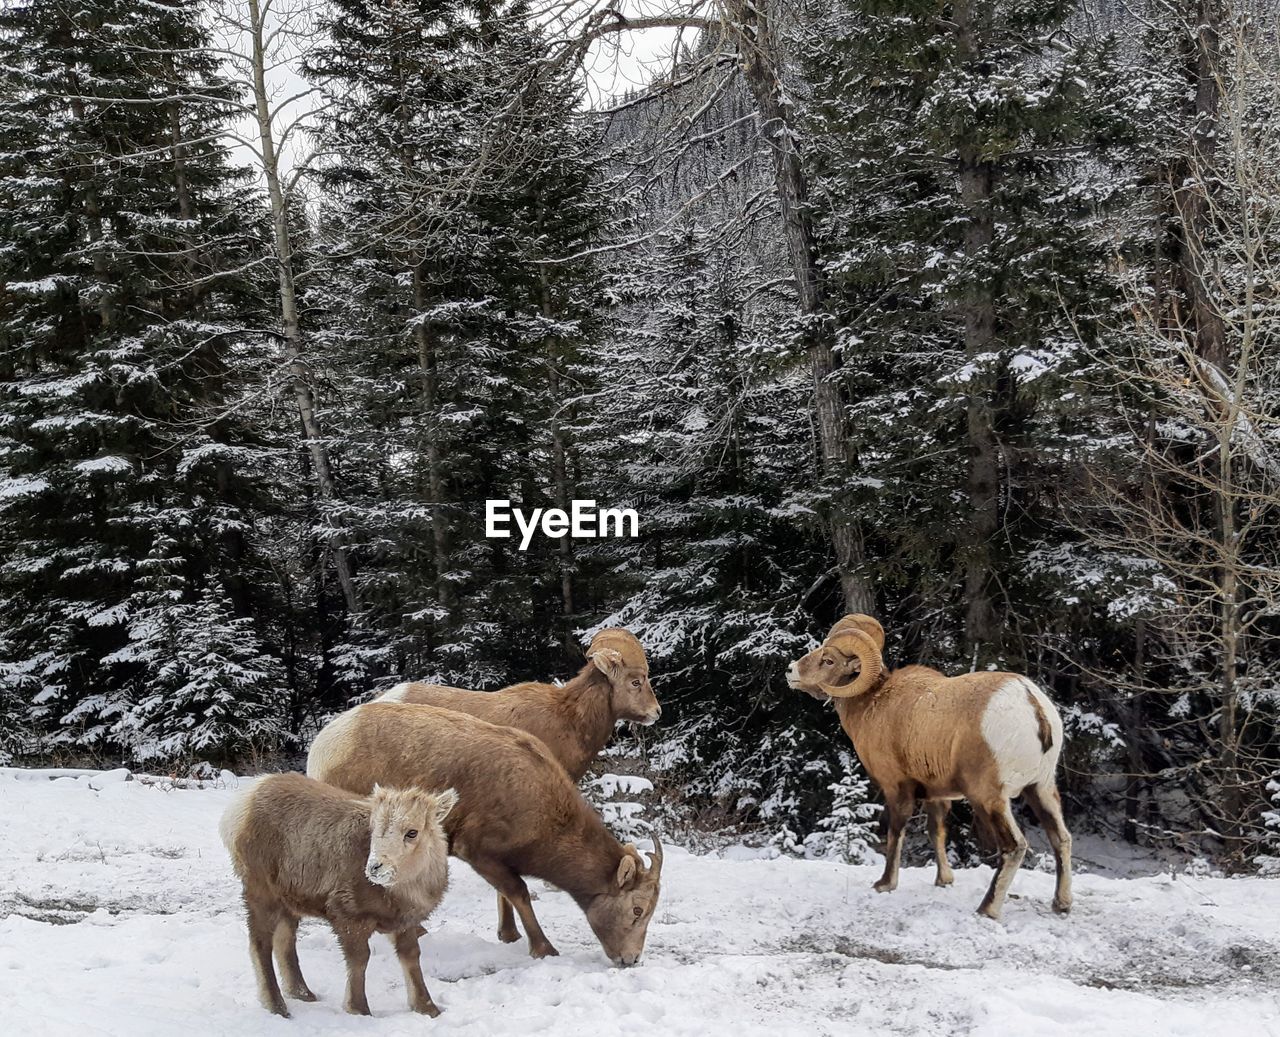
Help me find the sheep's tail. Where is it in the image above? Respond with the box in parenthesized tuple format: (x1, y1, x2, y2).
(1025, 684, 1054, 753)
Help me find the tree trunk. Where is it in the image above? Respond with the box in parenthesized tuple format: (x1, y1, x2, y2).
(1216, 421, 1242, 857)
(412, 268, 451, 608)
(728, 0, 872, 614)
(1172, 0, 1227, 366)
(246, 0, 357, 616)
(64, 70, 115, 332)
(536, 205, 575, 633)
(954, 1, 1000, 658)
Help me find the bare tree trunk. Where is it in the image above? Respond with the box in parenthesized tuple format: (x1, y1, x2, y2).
(245, 0, 357, 616)
(1217, 426, 1242, 855)
(954, 1, 1000, 657)
(540, 261, 576, 629)
(1172, 0, 1228, 365)
(728, 0, 872, 613)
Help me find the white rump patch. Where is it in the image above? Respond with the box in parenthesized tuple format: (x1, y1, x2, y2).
(980, 678, 1062, 795)
(306, 708, 361, 782)
(378, 683, 410, 703)
(218, 784, 254, 856)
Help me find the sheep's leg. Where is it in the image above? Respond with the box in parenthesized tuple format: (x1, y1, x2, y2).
(496, 893, 521, 943)
(974, 800, 1027, 921)
(390, 926, 441, 1017)
(332, 921, 375, 1015)
(471, 860, 558, 958)
(272, 913, 317, 1002)
(873, 789, 914, 893)
(1023, 782, 1073, 914)
(926, 801, 954, 887)
(246, 898, 289, 1017)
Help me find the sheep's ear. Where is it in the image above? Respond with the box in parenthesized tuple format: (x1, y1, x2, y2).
(590, 647, 623, 675)
(434, 787, 459, 822)
(616, 853, 639, 889)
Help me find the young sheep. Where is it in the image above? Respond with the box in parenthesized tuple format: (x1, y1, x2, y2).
(377, 627, 659, 946)
(787, 614, 1072, 920)
(219, 773, 457, 1018)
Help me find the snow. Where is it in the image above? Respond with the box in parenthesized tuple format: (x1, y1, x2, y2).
(2, 771, 1279, 1036)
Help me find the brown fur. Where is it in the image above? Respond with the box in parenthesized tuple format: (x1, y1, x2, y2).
(384, 630, 658, 947)
(386, 628, 657, 782)
(220, 774, 453, 1018)
(307, 702, 662, 965)
(787, 617, 1073, 920)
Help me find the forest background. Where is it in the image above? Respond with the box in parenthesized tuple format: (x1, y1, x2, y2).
(1, 0, 1278, 871)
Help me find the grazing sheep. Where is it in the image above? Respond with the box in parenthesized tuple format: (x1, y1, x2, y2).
(378, 627, 659, 943)
(307, 702, 663, 964)
(787, 614, 1072, 920)
(219, 773, 457, 1018)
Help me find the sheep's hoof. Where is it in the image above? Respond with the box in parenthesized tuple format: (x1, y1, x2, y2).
(412, 1000, 442, 1018)
(872, 879, 897, 894)
(286, 987, 317, 1002)
(344, 1001, 372, 1016)
(529, 942, 559, 959)
(976, 902, 1003, 922)
(497, 927, 521, 944)
(264, 999, 290, 1019)
(935, 874, 954, 888)
(1052, 897, 1072, 915)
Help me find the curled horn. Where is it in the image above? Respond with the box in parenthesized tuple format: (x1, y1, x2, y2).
(819, 629, 885, 699)
(647, 833, 663, 875)
(827, 614, 885, 652)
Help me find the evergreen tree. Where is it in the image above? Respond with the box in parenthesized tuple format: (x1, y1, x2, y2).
(0, 0, 286, 761)
(308, 0, 612, 694)
(106, 536, 285, 764)
(805, 0, 1132, 667)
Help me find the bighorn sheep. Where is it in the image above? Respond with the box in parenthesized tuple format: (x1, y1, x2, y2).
(219, 773, 457, 1018)
(379, 628, 660, 781)
(379, 627, 659, 944)
(787, 614, 1072, 920)
(307, 702, 663, 964)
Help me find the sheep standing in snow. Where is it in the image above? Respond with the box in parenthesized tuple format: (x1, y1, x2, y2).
(787, 614, 1072, 920)
(307, 702, 663, 964)
(377, 627, 658, 943)
(219, 773, 456, 1018)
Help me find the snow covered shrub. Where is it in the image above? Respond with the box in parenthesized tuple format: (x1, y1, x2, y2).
(586, 773, 656, 843)
(802, 752, 881, 863)
(1258, 777, 1280, 877)
(104, 541, 287, 766)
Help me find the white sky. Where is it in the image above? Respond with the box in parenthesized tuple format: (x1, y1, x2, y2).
(222, 0, 694, 180)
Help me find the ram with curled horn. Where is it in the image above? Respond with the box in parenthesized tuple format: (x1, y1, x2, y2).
(787, 614, 1073, 921)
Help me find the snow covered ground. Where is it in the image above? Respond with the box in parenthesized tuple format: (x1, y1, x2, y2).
(2, 770, 1278, 1037)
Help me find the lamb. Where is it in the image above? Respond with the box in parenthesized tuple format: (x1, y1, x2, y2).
(378, 627, 659, 943)
(306, 701, 663, 964)
(219, 773, 457, 1018)
(786, 614, 1072, 920)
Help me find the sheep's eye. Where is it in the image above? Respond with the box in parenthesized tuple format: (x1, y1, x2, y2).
(631, 679, 641, 688)
(633, 906, 643, 917)
(405, 829, 418, 841)
(822, 658, 833, 666)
